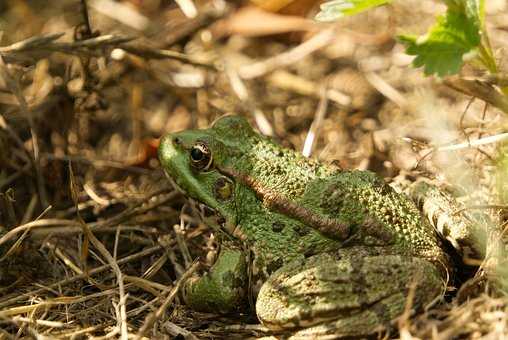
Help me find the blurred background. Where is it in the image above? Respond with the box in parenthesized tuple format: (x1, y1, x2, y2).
(0, 0, 508, 338)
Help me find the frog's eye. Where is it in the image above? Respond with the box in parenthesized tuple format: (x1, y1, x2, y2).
(189, 142, 213, 171)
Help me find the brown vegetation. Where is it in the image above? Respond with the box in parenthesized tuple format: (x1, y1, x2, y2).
(0, 0, 507, 338)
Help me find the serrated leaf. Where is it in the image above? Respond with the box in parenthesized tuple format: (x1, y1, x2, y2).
(399, 11, 481, 77)
(444, 0, 483, 22)
(315, 0, 392, 22)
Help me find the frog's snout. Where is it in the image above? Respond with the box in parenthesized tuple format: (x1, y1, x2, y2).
(158, 134, 186, 171)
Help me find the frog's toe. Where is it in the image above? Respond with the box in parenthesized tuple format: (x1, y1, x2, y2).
(256, 249, 444, 337)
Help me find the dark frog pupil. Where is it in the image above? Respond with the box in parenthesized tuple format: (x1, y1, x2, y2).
(190, 147, 204, 161)
(189, 143, 212, 171)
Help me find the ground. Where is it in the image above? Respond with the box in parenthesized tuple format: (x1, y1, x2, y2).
(0, 0, 508, 338)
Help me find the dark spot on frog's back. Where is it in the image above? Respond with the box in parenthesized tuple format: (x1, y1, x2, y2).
(272, 222, 285, 232)
(295, 225, 310, 236)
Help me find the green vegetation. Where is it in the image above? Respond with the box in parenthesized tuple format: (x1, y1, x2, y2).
(317, 0, 498, 78)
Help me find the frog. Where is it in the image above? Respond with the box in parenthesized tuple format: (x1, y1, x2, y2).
(158, 115, 463, 338)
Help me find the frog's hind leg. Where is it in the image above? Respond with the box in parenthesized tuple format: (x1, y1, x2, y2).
(256, 249, 444, 338)
(286, 302, 401, 340)
(400, 179, 486, 259)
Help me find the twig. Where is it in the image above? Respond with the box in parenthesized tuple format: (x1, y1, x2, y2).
(435, 132, 508, 152)
(0, 33, 64, 53)
(48, 35, 134, 51)
(225, 64, 273, 136)
(0, 191, 177, 247)
(0, 219, 82, 247)
(70, 162, 151, 339)
(20, 193, 38, 224)
(11, 316, 65, 328)
(164, 2, 229, 46)
(0, 204, 51, 261)
(89, 0, 150, 31)
(267, 70, 351, 106)
(238, 28, 336, 79)
(0, 34, 134, 63)
(0, 32, 217, 71)
(364, 71, 408, 109)
(0, 245, 162, 308)
(163, 321, 199, 340)
(134, 261, 199, 340)
(93, 191, 179, 229)
(482, 74, 508, 87)
(175, 0, 198, 18)
(0, 57, 49, 208)
(79, 0, 94, 39)
(303, 82, 329, 157)
(0, 284, 139, 318)
(119, 44, 216, 69)
(444, 76, 508, 114)
(42, 153, 150, 174)
(174, 218, 192, 268)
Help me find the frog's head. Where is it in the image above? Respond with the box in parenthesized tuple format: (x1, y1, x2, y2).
(158, 115, 256, 231)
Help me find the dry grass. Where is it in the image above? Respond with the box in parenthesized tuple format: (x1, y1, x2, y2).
(1, 0, 508, 338)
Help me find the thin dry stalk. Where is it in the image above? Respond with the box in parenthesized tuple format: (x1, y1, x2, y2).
(69, 165, 128, 340)
(238, 27, 337, 79)
(0, 245, 162, 309)
(0, 57, 48, 208)
(444, 76, 508, 114)
(303, 82, 329, 157)
(134, 261, 199, 340)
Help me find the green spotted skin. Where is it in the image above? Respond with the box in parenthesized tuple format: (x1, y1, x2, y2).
(158, 116, 450, 337)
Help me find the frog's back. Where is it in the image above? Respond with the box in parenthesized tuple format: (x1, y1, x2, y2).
(242, 136, 447, 264)
(313, 170, 448, 263)
(211, 117, 448, 267)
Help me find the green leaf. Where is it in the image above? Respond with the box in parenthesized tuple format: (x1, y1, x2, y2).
(399, 10, 481, 77)
(315, 0, 392, 22)
(443, 0, 484, 26)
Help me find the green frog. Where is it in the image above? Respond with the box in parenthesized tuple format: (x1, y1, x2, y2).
(158, 115, 470, 338)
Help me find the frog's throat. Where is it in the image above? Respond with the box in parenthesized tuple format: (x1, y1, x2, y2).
(218, 166, 350, 241)
(164, 171, 237, 234)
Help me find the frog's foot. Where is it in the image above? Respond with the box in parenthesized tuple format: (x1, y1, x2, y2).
(183, 246, 248, 313)
(400, 179, 486, 259)
(256, 249, 444, 338)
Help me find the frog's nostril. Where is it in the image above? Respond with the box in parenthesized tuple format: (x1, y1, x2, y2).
(173, 137, 182, 146)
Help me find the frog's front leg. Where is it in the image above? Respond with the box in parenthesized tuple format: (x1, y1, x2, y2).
(183, 243, 248, 313)
(256, 248, 444, 338)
